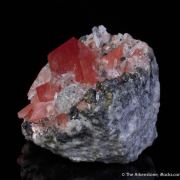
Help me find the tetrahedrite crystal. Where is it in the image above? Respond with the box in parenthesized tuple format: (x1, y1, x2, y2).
(18, 25, 160, 163)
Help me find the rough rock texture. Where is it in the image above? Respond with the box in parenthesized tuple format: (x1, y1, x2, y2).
(18, 25, 160, 164)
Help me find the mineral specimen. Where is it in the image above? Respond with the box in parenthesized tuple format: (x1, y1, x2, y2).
(18, 25, 160, 163)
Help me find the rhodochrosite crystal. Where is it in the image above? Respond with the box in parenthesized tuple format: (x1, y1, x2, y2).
(18, 26, 160, 163)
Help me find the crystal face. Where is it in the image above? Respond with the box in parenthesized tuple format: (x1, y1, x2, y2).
(48, 37, 97, 84)
(18, 25, 160, 164)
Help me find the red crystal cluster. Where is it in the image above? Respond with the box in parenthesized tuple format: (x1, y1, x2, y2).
(18, 37, 99, 124)
(18, 35, 149, 126)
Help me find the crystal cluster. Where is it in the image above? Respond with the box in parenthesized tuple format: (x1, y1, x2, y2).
(18, 26, 160, 163)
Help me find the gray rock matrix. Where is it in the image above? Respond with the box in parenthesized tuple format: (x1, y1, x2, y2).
(22, 56, 160, 164)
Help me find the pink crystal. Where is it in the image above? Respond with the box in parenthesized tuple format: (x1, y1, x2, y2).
(36, 82, 60, 102)
(29, 102, 54, 122)
(103, 45, 123, 70)
(78, 41, 98, 85)
(18, 104, 33, 119)
(48, 37, 84, 82)
(48, 37, 98, 85)
(18, 101, 55, 122)
(56, 113, 68, 128)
